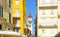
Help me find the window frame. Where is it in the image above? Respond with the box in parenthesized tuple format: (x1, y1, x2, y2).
(0, 7, 3, 17)
(0, 25, 2, 30)
(16, 20, 20, 27)
(15, 9, 20, 17)
(42, 10, 45, 15)
(9, 13, 11, 23)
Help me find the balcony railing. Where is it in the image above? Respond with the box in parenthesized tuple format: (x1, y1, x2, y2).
(39, 25, 57, 29)
(39, 6, 57, 10)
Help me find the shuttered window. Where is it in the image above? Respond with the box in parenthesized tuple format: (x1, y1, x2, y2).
(9, 13, 11, 23)
(0, 7, 3, 17)
(0, 25, 2, 30)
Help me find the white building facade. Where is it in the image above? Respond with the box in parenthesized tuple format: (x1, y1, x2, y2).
(37, 0, 60, 37)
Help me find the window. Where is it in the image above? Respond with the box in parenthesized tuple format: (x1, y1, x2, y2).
(40, 0, 57, 4)
(50, 0, 54, 4)
(50, 29, 54, 34)
(42, 10, 45, 15)
(9, 13, 11, 23)
(16, 0, 19, 5)
(39, 0, 46, 4)
(16, 20, 20, 27)
(9, 0, 11, 7)
(42, 29, 45, 34)
(39, 0, 57, 6)
(49, 18, 55, 26)
(50, 9, 54, 15)
(50, 0, 57, 4)
(0, 7, 3, 17)
(41, 18, 46, 26)
(15, 9, 20, 17)
(0, 25, 2, 30)
(42, 0, 46, 4)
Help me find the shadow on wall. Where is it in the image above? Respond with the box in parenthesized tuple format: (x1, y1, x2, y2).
(55, 32, 60, 37)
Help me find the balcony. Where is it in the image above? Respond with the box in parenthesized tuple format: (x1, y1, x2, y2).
(39, 25, 57, 29)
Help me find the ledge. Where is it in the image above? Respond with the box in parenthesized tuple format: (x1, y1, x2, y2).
(39, 6, 57, 9)
(39, 25, 57, 29)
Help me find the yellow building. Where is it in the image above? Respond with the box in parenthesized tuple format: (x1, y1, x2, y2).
(11, 0, 26, 34)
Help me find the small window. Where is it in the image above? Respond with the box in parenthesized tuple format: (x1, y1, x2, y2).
(50, 0, 57, 4)
(49, 18, 55, 26)
(41, 18, 46, 26)
(0, 25, 2, 30)
(15, 9, 20, 17)
(39, 0, 46, 4)
(9, 0, 11, 7)
(50, 29, 54, 34)
(42, 10, 45, 15)
(42, 29, 45, 34)
(42, 0, 46, 4)
(50, 9, 54, 15)
(0, 7, 3, 17)
(16, 0, 19, 5)
(9, 13, 11, 23)
(16, 20, 20, 27)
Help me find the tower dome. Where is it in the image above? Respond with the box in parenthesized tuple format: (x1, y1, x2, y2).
(28, 13, 32, 18)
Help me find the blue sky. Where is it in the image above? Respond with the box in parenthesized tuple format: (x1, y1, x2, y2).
(26, 0, 36, 34)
